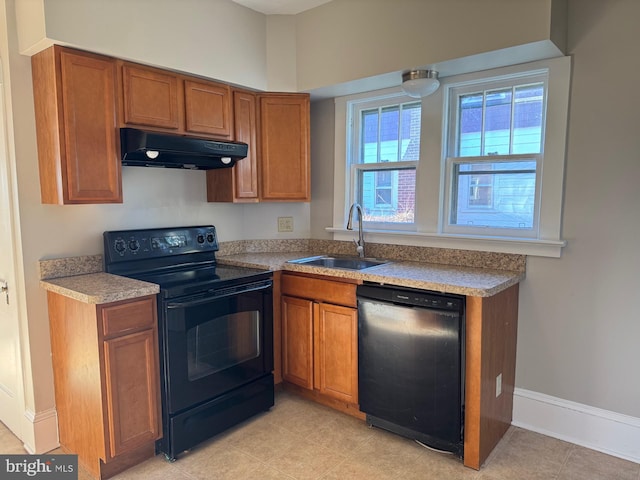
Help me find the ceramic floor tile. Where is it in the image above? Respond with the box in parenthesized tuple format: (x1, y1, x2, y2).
(171, 440, 266, 480)
(267, 438, 347, 480)
(556, 446, 640, 480)
(345, 426, 427, 476)
(397, 448, 479, 480)
(111, 454, 192, 480)
(221, 417, 301, 464)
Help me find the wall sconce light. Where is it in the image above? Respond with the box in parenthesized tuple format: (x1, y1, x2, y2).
(401, 69, 440, 98)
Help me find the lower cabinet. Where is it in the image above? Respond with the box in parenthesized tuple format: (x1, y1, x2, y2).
(46, 293, 162, 480)
(281, 273, 359, 411)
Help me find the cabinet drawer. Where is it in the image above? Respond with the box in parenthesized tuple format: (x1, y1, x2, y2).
(101, 296, 156, 338)
(281, 273, 357, 307)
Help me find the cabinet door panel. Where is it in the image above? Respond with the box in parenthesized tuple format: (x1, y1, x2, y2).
(231, 90, 259, 199)
(122, 64, 180, 129)
(184, 79, 232, 137)
(316, 303, 358, 404)
(101, 296, 156, 338)
(59, 49, 122, 203)
(259, 94, 310, 201)
(103, 329, 161, 458)
(281, 295, 313, 389)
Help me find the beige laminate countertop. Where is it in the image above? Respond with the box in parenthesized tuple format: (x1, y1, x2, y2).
(217, 252, 524, 297)
(41, 272, 159, 304)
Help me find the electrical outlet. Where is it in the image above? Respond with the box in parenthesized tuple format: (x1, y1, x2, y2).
(277, 216, 294, 232)
(496, 373, 502, 397)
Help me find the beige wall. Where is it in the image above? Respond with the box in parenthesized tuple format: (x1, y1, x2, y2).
(516, 0, 640, 416)
(295, 0, 557, 91)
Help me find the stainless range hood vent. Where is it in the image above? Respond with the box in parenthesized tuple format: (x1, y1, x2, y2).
(120, 128, 248, 170)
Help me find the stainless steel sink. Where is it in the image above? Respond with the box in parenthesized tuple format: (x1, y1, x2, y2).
(287, 255, 388, 270)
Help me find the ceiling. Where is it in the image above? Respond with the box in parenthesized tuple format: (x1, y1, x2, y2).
(231, 0, 332, 15)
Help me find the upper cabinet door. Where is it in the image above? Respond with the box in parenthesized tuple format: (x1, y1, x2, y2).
(184, 79, 232, 138)
(32, 46, 122, 204)
(259, 94, 310, 202)
(121, 63, 181, 130)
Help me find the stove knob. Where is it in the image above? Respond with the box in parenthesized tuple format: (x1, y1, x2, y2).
(206, 233, 215, 243)
(114, 239, 126, 255)
(196, 234, 205, 244)
(128, 239, 140, 252)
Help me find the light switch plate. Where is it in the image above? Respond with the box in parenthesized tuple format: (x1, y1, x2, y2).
(277, 216, 294, 232)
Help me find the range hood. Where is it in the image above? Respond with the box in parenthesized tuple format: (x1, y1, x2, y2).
(120, 128, 248, 170)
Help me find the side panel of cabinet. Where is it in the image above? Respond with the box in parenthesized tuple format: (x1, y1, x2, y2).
(281, 295, 314, 389)
(121, 63, 181, 130)
(32, 46, 122, 204)
(316, 303, 358, 404)
(259, 94, 310, 201)
(103, 329, 162, 458)
(184, 79, 232, 138)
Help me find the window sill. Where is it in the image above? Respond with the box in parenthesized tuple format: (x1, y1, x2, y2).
(327, 227, 566, 258)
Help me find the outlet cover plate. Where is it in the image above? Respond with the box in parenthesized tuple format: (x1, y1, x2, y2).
(278, 216, 294, 232)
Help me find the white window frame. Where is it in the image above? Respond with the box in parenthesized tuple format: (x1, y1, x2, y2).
(443, 72, 547, 238)
(348, 93, 421, 231)
(330, 56, 570, 257)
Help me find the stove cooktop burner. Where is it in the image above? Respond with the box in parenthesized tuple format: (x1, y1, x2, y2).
(103, 225, 272, 298)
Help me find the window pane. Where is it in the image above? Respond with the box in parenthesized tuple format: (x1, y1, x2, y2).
(459, 94, 483, 157)
(513, 84, 544, 153)
(401, 103, 421, 161)
(361, 109, 379, 163)
(380, 106, 399, 162)
(458, 83, 544, 157)
(360, 168, 415, 223)
(451, 161, 536, 229)
(484, 89, 512, 155)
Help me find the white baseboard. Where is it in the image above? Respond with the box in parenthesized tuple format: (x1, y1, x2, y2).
(512, 388, 640, 464)
(22, 407, 59, 454)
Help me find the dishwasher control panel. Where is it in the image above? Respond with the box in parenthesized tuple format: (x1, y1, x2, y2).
(358, 284, 463, 311)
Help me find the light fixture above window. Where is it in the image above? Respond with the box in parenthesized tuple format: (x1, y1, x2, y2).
(401, 69, 440, 98)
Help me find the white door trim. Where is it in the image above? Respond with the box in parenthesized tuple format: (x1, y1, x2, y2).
(0, 55, 26, 442)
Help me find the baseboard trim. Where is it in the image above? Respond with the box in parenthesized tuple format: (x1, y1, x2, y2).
(22, 407, 59, 454)
(512, 388, 640, 464)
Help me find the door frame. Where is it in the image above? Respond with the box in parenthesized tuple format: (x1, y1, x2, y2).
(0, 56, 26, 440)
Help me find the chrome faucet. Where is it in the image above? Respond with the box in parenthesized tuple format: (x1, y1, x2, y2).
(346, 203, 365, 258)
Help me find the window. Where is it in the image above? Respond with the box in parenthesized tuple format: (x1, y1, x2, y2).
(333, 57, 570, 257)
(350, 96, 421, 227)
(445, 77, 546, 237)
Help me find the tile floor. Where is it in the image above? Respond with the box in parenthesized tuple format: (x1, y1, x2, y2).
(2, 390, 639, 479)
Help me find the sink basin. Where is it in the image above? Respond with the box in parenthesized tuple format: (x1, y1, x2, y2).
(287, 255, 388, 271)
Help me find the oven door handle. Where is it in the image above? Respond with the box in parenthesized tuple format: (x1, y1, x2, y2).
(166, 280, 272, 309)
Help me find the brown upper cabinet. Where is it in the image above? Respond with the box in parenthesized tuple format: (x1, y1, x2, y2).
(206, 92, 311, 203)
(259, 93, 310, 202)
(119, 62, 182, 130)
(206, 89, 260, 202)
(31, 46, 309, 205)
(118, 61, 232, 139)
(31, 45, 122, 204)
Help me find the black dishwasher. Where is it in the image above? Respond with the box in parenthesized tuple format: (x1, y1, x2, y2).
(357, 283, 464, 456)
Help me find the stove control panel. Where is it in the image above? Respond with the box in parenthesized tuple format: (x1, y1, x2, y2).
(104, 226, 219, 262)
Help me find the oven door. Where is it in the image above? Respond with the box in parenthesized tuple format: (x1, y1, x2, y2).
(163, 279, 273, 414)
